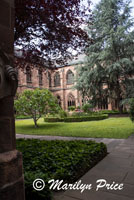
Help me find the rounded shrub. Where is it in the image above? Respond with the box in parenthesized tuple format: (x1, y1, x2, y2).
(68, 106, 75, 111)
(82, 103, 93, 113)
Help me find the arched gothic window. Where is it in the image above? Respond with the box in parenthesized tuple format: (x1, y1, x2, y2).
(38, 69, 43, 85)
(26, 67, 32, 83)
(68, 94, 75, 108)
(48, 72, 51, 87)
(54, 72, 60, 87)
(66, 70, 74, 85)
(57, 95, 61, 107)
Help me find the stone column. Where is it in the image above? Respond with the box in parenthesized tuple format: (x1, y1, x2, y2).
(61, 68, 66, 110)
(0, 0, 25, 199)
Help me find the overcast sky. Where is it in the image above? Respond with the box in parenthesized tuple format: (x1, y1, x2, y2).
(90, 0, 134, 16)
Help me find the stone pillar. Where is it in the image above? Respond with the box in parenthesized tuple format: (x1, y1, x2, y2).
(61, 68, 66, 110)
(0, 0, 25, 199)
(108, 98, 112, 110)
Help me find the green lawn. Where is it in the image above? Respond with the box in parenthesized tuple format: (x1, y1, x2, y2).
(15, 117, 134, 138)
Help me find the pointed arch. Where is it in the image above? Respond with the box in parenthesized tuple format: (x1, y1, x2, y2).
(48, 71, 51, 87)
(67, 93, 75, 108)
(38, 69, 43, 85)
(66, 69, 74, 85)
(26, 66, 32, 83)
(54, 72, 60, 87)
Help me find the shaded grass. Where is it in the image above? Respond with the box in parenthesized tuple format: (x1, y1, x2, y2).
(15, 117, 134, 138)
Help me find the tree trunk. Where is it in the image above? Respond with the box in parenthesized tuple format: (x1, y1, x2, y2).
(33, 116, 38, 128)
(118, 103, 123, 114)
(116, 82, 123, 113)
(117, 97, 123, 114)
(34, 120, 38, 128)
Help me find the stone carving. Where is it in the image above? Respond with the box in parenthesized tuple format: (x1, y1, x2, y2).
(0, 49, 18, 99)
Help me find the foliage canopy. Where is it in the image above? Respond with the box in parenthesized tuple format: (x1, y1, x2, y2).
(15, 0, 91, 66)
(15, 89, 59, 127)
(76, 0, 134, 112)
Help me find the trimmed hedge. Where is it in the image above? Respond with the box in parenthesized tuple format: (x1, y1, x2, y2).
(44, 114, 108, 122)
(44, 117, 64, 122)
(64, 115, 108, 122)
(16, 139, 107, 200)
(98, 110, 128, 114)
(15, 115, 32, 119)
(99, 110, 119, 114)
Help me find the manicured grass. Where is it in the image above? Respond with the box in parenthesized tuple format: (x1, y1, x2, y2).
(15, 117, 134, 138)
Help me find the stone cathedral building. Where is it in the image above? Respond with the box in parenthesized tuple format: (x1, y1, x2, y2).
(15, 53, 85, 111)
(15, 52, 114, 111)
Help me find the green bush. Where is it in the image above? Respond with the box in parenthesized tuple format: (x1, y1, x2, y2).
(59, 110, 68, 118)
(44, 117, 64, 122)
(82, 103, 93, 113)
(44, 114, 108, 122)
(128, 98, 134, 122)
(71, 112, 100, 117)
(45, 110, 68, 119)
(68, 106, 75, 111)
(71, 112, 87, 117)
(16, 139, 107, 200)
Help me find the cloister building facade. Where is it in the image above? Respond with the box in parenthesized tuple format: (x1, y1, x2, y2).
(16, 57, 83, 111)
(16, 54, 114, 111)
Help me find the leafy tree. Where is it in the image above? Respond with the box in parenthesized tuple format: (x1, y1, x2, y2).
(15, 89, 59, 127)
(122, 98, 134, 122)
(128, 98, 134, 122)
(15, 0, 91, 66)
(76, 0, 134, 112)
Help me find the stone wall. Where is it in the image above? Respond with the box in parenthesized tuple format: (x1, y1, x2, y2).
(50, 65, 82, 110)
(16, 58, 116, 111)
(17, 65, 49, 93)
(17, 61, 82, 110)
(0, 1, 25, 199)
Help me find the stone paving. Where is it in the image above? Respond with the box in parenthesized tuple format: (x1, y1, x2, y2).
(54, 135, 134, 200)
(16, 134, 134, 200)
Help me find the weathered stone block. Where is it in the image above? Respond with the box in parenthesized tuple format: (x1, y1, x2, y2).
(0, 177, 25, 200)
(0, 150, 25, 199)
(0, 97, 16, 153)
(0, 150, 23, 186)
